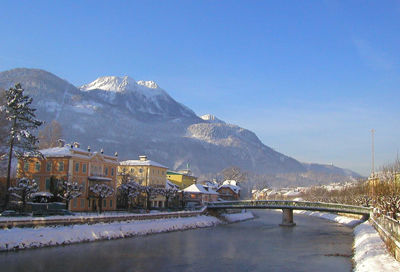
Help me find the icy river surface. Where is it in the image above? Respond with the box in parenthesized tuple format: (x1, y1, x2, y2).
(0, 210, 353, 272)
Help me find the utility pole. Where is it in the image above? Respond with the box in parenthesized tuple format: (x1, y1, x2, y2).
(371, 129, 375, 177)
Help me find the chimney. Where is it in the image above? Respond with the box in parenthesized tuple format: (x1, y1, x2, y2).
(73, 142, 80, 148)
(139, 155, 147, 161)
(58, 139, 65, 148)
(101, 148, 104, 154)
(88, 146, 91, 152)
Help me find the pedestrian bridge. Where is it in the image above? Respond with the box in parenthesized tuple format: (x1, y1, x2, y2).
(206, 200, 372, 226)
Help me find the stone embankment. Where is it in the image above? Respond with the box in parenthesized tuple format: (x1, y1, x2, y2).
(0, 210, 254, 252)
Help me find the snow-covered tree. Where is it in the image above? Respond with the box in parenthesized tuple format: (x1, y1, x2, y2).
(58, 180, 83, 210)
(89, 183, 114, 213)
(8, 178, 38, 211)
(118, 180, 143, 209)
(141, 186, 163, 209)
(1, 83, 42, 208)
(159, 188, 178, 209)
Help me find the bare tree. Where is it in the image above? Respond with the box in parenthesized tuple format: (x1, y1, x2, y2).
(89, 183, 114, 213)
(58, 180, 83, 210)
(221, 166, 248, 184)
(38, 120, 63, 149)
(159, 188, 178, 209)
(118, 180, 142, 210)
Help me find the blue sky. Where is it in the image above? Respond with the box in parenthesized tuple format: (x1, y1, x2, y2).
(1, 0, 399, 175)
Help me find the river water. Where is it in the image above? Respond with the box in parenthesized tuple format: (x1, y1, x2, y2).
(0, 210, 354, 272)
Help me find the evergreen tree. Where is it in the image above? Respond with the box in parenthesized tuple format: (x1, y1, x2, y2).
(1, 83, 43, 209)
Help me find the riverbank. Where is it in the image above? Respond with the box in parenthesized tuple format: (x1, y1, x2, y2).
(295, 210, 400, 271)
(0, 211, 254, 252)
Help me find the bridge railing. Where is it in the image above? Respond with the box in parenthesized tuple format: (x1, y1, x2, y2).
(206, 200, 372, 215)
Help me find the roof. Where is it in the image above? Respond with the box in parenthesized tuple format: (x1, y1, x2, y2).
(222, 180, 238, 186)
(183, 184, 219, 195)
(39, 145, 118, 163)
(218, 184, 241, 194)
(166, 180, 180, 190)
(120, 159, 168, 169)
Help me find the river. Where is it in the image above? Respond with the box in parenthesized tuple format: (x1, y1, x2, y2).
(0, 210, 354, 271)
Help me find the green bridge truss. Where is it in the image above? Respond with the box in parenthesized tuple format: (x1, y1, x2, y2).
(206, 200, 372, 216)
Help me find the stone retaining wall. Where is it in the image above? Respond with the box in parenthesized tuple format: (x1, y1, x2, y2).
(0, 208, 207, 229)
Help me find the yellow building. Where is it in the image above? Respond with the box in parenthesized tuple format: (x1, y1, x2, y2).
(167, 170, 197, 189)
(118, 156, 168, 208)
(17, 141, 119, 212)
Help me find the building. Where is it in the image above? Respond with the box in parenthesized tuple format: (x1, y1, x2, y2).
(182, 184, 219, 206)
(217, 180, 241, 200)
(167, 170, 197, 189)
(17, 141, 119, 212)
(118, 156, 168, 208)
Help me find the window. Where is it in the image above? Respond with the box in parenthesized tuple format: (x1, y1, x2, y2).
(46, 162, 52, 172)
(109, 200, 113, 208)
(103, 199, 107, 208)
(82, 164, 87, 173)
(35, 162, 41, 172)
(80, 199, 85, 208)
(75, 162, 79, 172)
(130, 168, 134, 173)
(88, 200, 91, 208)
(58, 161, 64, 172)
(81, 182, 86, 193)
(24, 162, 29, 171)
(45, 178, 51, 190)
(139, 168, 143, 173)
(73, 198, 77, 208)
(111, 168, 114, 176)
(105, 167, 108, 176)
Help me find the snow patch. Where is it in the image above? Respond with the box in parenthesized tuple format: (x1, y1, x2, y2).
(353, 221, 400, 272)
(0, 215, 220, 251)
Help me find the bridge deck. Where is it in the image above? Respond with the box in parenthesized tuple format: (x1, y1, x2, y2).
(206, 200, 372, 215)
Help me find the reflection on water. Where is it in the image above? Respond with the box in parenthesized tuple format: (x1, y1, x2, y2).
(0, 210, 353, 272)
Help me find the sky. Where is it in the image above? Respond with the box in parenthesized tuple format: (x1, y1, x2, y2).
(0, 0, 399, 176)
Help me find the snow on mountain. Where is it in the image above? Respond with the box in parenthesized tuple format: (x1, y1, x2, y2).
(80, 76, 166, 98)
(0, 68, 360, 185)
(200, 114, 225, 124)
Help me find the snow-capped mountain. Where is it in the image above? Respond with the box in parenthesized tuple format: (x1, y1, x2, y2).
(0, 68, 360, 184)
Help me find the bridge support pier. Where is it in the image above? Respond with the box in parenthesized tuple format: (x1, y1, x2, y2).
(280, 208, 296, 227)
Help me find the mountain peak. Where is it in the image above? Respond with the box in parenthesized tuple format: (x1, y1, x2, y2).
(200, 114, 225, 124)
(80, 76, 166, 98)
(137, 80, 159, 89)
(80, 75, 136, 93)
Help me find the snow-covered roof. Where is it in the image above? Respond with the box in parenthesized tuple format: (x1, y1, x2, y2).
(40, 145, 86, 158)
(166, 180, 179, 190)
(120, 159, 168, 169)
(39, 145, 118, 163)
(218, 184, 241, 194)
(183, 184, 219, 195)
(222, 180, 238, 186)
(31, 192, 53, 198)
(283, 191, 302, 197)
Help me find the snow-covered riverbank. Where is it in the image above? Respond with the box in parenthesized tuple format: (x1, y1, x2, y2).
(0, 211, 254, 251)
(295, 210, 400, 271)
